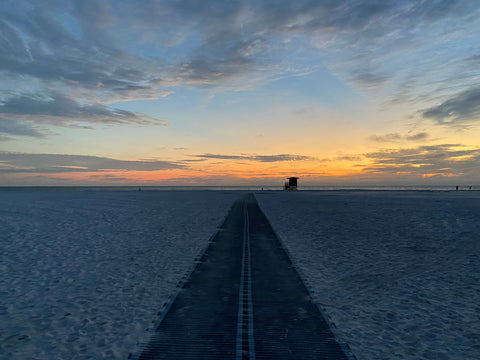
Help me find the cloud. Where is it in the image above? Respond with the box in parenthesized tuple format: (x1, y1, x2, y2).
(369, 132, 429, 143)
(0, 1, 169, 131)
(254, 154, 314, 162)
(86, 174, 130, 182)
(1, 0, 480, 133)
(0, 92, 166, 126)
(422, 87, 480, 125)
(0, 118, 43, 137)
(181, 159, 207, 163)
(405, 132, 429, 141)
(3, 1, 477, 91)
(0, 152, 186, 173)
(336, 155, 363, 161)
(352, 71, 391, 88)
(369, 133, 402, 142)
(363, 144, 480, 177)
(194, 154, 245, 161)
(0, 3, 162, 96)
(194, 153, 315, 162)
(165, 1, 437, 87)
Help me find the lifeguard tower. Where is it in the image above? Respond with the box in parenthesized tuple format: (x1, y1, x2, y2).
(284, 177, 299, 191)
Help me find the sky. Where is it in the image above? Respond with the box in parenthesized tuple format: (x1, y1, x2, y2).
(1, 0, 480, 186)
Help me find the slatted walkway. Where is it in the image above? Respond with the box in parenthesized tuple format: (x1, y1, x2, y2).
(132, 194, 351, 360)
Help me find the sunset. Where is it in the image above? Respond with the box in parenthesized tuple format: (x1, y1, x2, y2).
(1, 2, 480, 360)
(1, 1, 479, 186)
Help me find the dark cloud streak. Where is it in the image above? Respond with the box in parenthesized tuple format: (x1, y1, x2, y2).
(0, 152, 186, 173)
(194, 153, 315, 162)
(422, 87, 480, 125)
(0, 92, 166, 126)
(369, 132, 429, 143)
(0, 118, 43, 137)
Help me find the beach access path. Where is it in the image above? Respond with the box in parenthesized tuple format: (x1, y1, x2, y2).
(132, 193, 350, 360)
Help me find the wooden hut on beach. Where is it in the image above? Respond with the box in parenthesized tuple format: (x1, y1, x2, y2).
(284, 177, 299, 191)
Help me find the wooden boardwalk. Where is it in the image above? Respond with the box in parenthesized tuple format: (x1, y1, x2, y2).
(132, 194, 351, 360)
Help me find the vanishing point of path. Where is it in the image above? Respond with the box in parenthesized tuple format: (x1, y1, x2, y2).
(132, 194, 351, 360)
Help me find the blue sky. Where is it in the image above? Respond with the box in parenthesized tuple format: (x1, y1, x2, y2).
(1, 0, 480, 186)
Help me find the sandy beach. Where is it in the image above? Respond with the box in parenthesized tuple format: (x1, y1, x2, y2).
(0, 190, 241, 359)
(1, 189, 479, 359)
(257, 190, 480, 360)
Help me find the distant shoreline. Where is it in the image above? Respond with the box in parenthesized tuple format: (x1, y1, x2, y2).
(0, 185, 477, 191)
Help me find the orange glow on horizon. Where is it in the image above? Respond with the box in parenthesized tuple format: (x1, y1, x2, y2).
(422, 173, 459, 178)
(6, 157, 370, 185)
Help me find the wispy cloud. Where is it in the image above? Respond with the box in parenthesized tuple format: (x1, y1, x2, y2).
(406, 132, 429, 141)
(369, 133, 402, 143)
(0, 152, 186, 173)
(0, 118, 43, 138)
(336, 155, 363, 161)
(369, 132, 429, 143)
(351, 71, 391, 89)
(0, 92, 166, 127)
(2, 0, 480, 130)
(364, 144, 480, 178)
(194, 153, 315, 162)
(422, 87, 480, 125)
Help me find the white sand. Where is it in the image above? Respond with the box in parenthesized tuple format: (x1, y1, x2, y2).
(256, 190, 480, 360)
(2, 189, 479, 359)
(0, 190, 241, 359)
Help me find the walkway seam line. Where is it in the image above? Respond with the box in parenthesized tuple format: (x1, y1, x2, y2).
(236, 201, 256, 360)
(246, 201, 256, 360)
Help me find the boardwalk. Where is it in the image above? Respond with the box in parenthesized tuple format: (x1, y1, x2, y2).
(132, 194, 350, 360)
